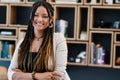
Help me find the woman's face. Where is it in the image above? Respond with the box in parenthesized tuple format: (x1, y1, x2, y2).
(33, 6, 51, 31)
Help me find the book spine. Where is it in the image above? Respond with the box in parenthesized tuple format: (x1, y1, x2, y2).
(0, 41, 2, 58)
(8, 44, 15, 59)
(96, 47, 103, 64)
(90, 42, 96, 64)
(1, 41, 9, 59)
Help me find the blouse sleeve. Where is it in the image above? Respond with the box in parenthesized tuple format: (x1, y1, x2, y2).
(7, 39, 23, 80)
(54, 33, 70, 80)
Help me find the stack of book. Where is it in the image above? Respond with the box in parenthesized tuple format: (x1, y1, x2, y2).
(0, 41, 15, 59)
(0, 31, 13, 36)
(90, 42, 105, 64)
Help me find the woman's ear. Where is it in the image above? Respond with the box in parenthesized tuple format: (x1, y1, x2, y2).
(50, 16, 53, 24)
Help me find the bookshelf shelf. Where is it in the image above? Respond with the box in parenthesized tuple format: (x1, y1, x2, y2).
(0, 0, 120, 70)
(54, 4, 77, 40)
(0, 39, 17, 60)
(84, 0, 102, 5)
(26, 0, 49, 4)
(90, 6, 120, 31)
(0, 4, 8, 26)
(114, 32, 120, 44)
(49, 0, 83, 5)
(0, 58, 11, 61)
(113, 44, 120, 68)
(67, 41, 88, 66)
(89, 31, 113, 67)
(9, 4, 32, 27)
(0, 27, 18, 38)
(77, 6, 90, 41)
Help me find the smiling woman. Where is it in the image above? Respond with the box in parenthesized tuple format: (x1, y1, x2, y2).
(7, 1, 70, 80)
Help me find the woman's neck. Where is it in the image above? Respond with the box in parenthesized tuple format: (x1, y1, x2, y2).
(34, 30, 44, 41)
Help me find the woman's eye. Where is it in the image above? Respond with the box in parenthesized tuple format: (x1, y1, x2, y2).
(34, 14, 38, 17)
(42, 16, 49, 18)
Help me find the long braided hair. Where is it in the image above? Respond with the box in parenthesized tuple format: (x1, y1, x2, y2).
(18, 1, 55, 72)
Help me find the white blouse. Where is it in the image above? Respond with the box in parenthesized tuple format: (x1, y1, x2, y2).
(8, 32, 70, 80)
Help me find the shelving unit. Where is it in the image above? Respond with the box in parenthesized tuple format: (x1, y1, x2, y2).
(0, 0, 120, 71)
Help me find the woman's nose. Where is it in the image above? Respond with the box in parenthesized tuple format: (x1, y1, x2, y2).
(37, 16, 43, 21)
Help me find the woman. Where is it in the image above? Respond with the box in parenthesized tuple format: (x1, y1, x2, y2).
(8, 1, 70, 80)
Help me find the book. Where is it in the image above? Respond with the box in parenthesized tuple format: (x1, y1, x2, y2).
(0, 31, 13, 36)
(95, 44, 105, 64)
(55, 19, 68, 37)
(8, 44, 15, 59)
(1, 41, 9, 59)
(90, 42, 96, 64)
(0, 41, 2, 58)
(96, 47, 103, 64)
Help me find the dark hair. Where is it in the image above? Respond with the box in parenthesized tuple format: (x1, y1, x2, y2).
(18, 1, 55, 72)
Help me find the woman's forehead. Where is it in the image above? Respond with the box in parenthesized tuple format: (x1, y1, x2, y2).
(35, 6, 48, 14)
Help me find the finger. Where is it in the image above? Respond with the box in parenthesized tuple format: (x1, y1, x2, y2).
(51, 76, 55, 80)
(52, 72, 61, 77)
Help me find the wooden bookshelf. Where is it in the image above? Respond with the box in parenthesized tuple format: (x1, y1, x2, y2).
(0, 0, 120, 69)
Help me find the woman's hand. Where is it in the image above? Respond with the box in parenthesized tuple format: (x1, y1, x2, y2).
(12, 68, 32, 80)
(35, 72, 61, 80)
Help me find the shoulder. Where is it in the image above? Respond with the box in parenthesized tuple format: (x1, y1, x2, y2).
(53, 32, 67, 47)
(16, 38, 23, 48)
(53, 32, 66, 41)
